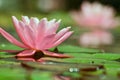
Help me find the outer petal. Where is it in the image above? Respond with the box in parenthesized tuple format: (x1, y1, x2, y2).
(22, 16, 30, 24)
(0, 49, 22, 53)
(0, 27, 27, 48)
(53, 27, 71, 42)
(51, 31, 73, 47)
(16, 50, 36, 57)
(42, 50, 72, 58)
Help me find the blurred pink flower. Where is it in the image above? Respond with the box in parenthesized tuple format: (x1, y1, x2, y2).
(70, 2, 118, 30)
(79, 30, 113, 48)
(0, 16, 73, 59)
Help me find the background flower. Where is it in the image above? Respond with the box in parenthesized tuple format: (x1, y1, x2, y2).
(70, 2, 119, 30)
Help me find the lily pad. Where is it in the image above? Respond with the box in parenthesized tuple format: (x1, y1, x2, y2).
(0, 45, 120, 80)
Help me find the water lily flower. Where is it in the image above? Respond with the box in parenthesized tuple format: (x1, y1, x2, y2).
(0, 16, 73, 59)
(79, 30, 113, 48)
(70, 2, 118, 30)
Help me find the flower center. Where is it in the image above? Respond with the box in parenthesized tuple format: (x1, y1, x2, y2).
(33, 51, 45, 60)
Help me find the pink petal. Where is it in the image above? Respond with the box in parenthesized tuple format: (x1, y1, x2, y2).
(36, 34, 55, 50)
(0, 27, 27, 48)
(37, 18, 47, 36)
(12, 16, 24, 30)
(12, 16, 30, 48)
(17, 21, 35, 48)
(53, 20, 61, 32)
(45, 19, 61, 34)
(0, 49, 21, 53)
(22, 16, 30, 24)
(35, 18, 47, 47)
(16, 50, 36, 57)
(53, 27, 71, 42)
(50, 31, 73, 48)
(36, 18, 61, 49)
(23, 24, 36, 48)
(29, 17, 39, 32)
(42, 50, 72, 58)
(18, 21, 34, 48)
(30, 17, 39, 28)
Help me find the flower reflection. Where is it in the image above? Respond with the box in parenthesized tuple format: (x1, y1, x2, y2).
(70, 2, 118, 30)
(54, 75, 71, 80)
(17, 57, 45, 62)
(79, 30, 113, 48)
(0, 16, 73, 59)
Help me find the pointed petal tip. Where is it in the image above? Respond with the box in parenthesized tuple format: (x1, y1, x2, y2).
(22, 16, 30, 24)
(12, 16, 18, 21)
(67, 26, 71, 29)
(57, 19, 61, 23)
(50, 19, 61, 23)
(0, 27, 2, 30)
(51, 18, 56, 21)
(42, 17, 47, 21)
(65, 31, 73, 37)
(60, 27, 71, 32)
(12, 16, 16, 19)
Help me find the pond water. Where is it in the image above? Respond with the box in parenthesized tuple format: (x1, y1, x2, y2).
(0, 45, 120, 80)
(0, 56, 114, 80)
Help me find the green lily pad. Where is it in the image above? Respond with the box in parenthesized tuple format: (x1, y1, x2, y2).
(0, 44, 120, 80)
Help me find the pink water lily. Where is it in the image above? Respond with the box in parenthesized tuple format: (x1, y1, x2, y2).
(70, 2, 118, 30)
(0, 16, 73, 59)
